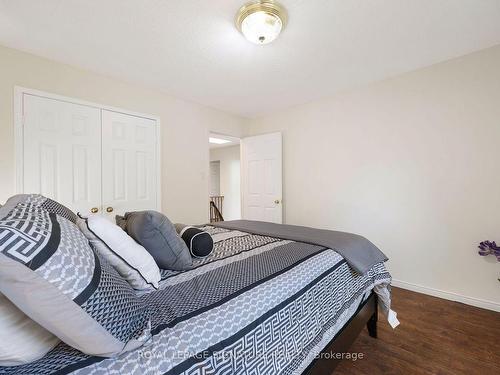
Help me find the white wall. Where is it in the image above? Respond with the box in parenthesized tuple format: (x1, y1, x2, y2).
(210, 145, 241, 221)
(0, 45, 245, 224)
(245, 45, 500, 310)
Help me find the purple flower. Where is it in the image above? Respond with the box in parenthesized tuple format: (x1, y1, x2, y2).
(478, 240, 500, 262)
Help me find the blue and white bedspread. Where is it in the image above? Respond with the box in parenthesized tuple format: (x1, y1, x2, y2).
(0, 226, 392, 375)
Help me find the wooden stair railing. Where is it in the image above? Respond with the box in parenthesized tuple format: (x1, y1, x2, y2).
(209, 196, 224, 223)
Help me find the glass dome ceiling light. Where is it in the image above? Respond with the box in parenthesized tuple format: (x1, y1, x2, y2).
(236, 1, 288, 45)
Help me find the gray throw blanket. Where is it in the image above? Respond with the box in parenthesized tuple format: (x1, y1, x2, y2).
(212, 220, 388, 274)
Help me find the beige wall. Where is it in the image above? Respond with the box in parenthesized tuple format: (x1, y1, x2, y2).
(2, 42, 499, 309)
(0, 45, 245, 224)
(246, 46, 500, 309)
(210, 145, 241, 221)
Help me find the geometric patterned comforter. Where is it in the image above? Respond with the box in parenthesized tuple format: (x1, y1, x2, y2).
(0, 226, 391, 375)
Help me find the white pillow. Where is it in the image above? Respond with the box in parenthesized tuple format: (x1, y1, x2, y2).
(77, 216, 161, 290)
(0, 293, 60, 366)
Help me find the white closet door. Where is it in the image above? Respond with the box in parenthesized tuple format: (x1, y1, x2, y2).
(23, 94, 102, 215)
(102, 110, 158, 217)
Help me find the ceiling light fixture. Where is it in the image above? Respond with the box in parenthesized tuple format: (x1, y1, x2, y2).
(209, 137, 231, 145)
(236, 0, 287, 45)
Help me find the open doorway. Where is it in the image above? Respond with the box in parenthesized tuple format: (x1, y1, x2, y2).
(209, 133, 241, 222)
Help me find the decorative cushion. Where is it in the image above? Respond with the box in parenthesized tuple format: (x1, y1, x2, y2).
(0, 292, 60, 366)
(175, 224, 214, 258)
(77, 216, 160, 291)
(2, 194, 78, 223)
(116, 211, 192, 270)
(38, 197, 78, 224)
(0, 195, 151, 357)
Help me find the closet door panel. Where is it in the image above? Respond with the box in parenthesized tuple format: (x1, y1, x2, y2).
(102, 110, 157, 217)
(23, 94, 102, 215)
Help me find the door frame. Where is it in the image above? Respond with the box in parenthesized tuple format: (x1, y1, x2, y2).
(14, 86, 162, 211)
(207, 131, 243, 222)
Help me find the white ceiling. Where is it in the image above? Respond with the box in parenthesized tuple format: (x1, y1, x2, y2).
(1, 0, 499, 118)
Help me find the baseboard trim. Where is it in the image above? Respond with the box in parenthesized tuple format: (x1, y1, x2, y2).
(391, 279, 500, 313)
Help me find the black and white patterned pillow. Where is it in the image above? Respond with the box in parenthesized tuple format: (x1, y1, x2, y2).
(0, 194, 150, 357)
(39, 197, 78, 224)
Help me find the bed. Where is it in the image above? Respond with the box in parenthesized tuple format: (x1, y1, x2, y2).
(0, 218, 392, 375)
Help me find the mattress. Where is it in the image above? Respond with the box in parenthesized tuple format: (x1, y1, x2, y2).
(0, 226, 392, 375)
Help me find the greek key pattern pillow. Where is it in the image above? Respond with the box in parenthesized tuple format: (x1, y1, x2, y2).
(0, 195, 150, 357)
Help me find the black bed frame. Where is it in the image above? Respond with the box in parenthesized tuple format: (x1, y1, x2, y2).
(306, 292, 378, 374)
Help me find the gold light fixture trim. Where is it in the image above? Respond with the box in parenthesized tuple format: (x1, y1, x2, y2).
(236, 1, 288, 44)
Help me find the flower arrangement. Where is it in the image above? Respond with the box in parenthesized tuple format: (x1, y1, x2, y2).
(478, 241, 500, 261)
(478, 241, 500, 282)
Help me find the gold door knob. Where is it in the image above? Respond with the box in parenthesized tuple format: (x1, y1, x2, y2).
(274, 199, 281, 204)
(90, 207, 99, 213)
(106, 207, 114, 213)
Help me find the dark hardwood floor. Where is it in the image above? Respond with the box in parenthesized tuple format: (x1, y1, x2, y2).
(334, 287, 500, 375)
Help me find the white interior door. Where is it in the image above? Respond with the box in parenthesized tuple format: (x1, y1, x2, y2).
(22, 94, 102, 215)
(241, 132, 282, 223)
(101, 110, 158, 218)
(209, 161, 221, 196)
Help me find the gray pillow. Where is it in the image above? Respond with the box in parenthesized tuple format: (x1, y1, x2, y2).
(117, 211, 192, 271)
(0, 195, 150, 357)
